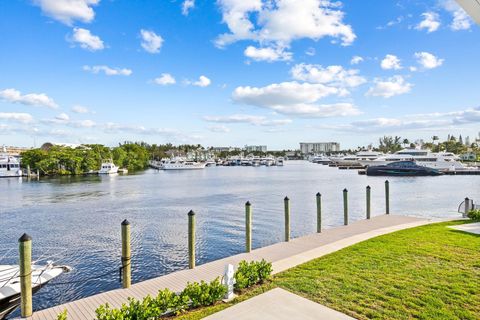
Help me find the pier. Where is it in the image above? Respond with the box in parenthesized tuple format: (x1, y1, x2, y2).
(26, 215, 431, 320)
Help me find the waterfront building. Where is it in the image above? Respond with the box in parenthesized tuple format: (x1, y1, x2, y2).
(300, 142, 340, 154)
(244, 145, 267, 153)
(3, 146, 31, 156)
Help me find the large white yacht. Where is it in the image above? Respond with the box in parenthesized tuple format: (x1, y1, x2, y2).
(98, 161, 119, 174)
(162, 158, 206, 170)
(0, 147, 22, 178)
(358, 148, 466, 170)
(333, 150, 384, 166)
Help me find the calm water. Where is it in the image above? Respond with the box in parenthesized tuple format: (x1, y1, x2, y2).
(1, 161, 478, 316)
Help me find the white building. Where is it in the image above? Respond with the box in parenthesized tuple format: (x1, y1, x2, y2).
(300, 142, 340, 154)
(244, 145, 267, 153)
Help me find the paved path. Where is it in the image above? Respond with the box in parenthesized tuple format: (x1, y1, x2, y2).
(27, 215, 431, 319)
(449, 222, 480, 235)
(204, 288, 354, 320)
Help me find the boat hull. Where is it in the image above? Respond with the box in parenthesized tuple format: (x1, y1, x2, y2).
(366, 166, 442, 176)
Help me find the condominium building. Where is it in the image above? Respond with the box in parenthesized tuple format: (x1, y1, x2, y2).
(299, 142, 340, 154)
(244, 145, 267, 153)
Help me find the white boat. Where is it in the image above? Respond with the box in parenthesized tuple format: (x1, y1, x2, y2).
(205, 159, 217, 167)
(0, 262, 70, 319)
(263, 157, 276, 166)
(358, 149, 467, 171)
(310, 155, 331, 164)
(334, 150, 384, 167)
(162, 158, 206, 170)
(276, 157, 285, 166)
(252, 157, 261, 167)
(0, 147, 22, 178)
(98, 161, 119, 174)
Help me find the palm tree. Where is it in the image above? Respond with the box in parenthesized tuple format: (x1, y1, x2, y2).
(403, 138, 409, 148)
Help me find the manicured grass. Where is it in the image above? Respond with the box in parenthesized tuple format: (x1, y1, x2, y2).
(175, 221, 480, 320)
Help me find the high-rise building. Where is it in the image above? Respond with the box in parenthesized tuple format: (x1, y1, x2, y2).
(299, 142, 340, 154)
(244, 145, 267, 153)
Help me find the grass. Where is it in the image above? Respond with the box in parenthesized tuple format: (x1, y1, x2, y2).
(175, 221, 480, 320)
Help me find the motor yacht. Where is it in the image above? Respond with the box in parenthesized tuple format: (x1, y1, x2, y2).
(0, 147, 22, 178)
(162, 158, 206, 170)
(366, 161, 443, 176)
(333, 150, 384, 167)
(98, 161, 119, 174)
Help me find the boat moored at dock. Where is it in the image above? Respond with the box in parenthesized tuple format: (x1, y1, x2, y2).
(0, 147, 22, 178)
(98, 161, 119, 174)
(366, 161, 443, 176)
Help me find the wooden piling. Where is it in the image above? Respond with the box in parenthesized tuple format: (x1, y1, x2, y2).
(464, 197, 470, 218)
(366, 186, 371, 220)
(121, 219, 131, 288)
(245, 201, 252, 252)
(343, 189, 348, 225)
(188, 210, 195, 269)
(316, 192, 322, 233)
(19, 233, 32, 318)
(284, 197, 290, 242)
(385, 180, 390, 214)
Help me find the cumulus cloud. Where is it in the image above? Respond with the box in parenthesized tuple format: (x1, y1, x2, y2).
(83, 65, 132, 76)
(154, 73, 176, 86)
(305, 47, 316, 56)
(216, 0, 356, 61)
(380, 54, 402, 70)
(416, 12, 441, 33)
(366, 76, 412, 98)
(0, 112, 34, 123)
(290, 64, 366, 91)
(440, 0, 473, 30)
(232, 81, 360, 117)
(140, 29, 163, 53)
(55, 113, 70, 121)
(0, 88, 58, 109)
(350, 55, 364, 65)
(33, 0, 99, 25)
(71, 105, 91, 113)
(192, 75, 211, 87)
(203, 114, 292, 126)
(414, 52, 444, 69)
(182, 0, 195, 15)
(244, 45, 292, 62)
(71, 27, 104, 51)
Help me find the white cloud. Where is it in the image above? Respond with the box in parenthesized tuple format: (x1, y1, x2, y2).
(305, 47, 316, 56)
(380, 54, 402, 70)
(350, 55, 364, 65)
(0, 88, 58, 109)
(72, 105, 90, 113)
(0, 112, 34, 123)
(192, 75, 211, 87)
(182, 0, 195, 15)
(55, 113, 70, 121)
(440, 0, 473, 31)
(366, 76, 412, 98)
(33, 0, 99, 25)
(71, 27, 104, 51)
(290, 64, 366, 90)
(154, 73, 176, 85)
(215, 0, 356, 61)
(244, 45, 292, 62)
(140, 29, 163, 53)
(414, 52, 444, 69)
(72, 119, 96, 128)
(207, 125, 231, 133)
(203, 114, 292, 126)
(232, 81, 360, 117)
(83, 65, 132, 76)
(416, 12, 441, 33)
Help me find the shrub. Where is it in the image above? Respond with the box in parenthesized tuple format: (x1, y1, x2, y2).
(183, 278, 226, 308)
(57, 309, 67, 320)
(467, 209, 480, 221)
(234, 259, 273, 291)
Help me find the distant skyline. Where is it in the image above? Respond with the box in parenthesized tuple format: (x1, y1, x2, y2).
(0, 0, 479, 149)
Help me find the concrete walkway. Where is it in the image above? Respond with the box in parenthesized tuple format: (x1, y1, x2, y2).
(449, 222, 480, 235)
(204, 288, 354, 320)
(26, 215, 431, 319)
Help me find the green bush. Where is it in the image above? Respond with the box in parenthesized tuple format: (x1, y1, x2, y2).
(95, 278, 225, 319)
(57, 309, 67, 320)
(234, 259, 273, 291)
(467, 209, 480, 221)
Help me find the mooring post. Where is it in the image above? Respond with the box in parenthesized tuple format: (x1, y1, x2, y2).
(245, 201, 252, 253)
(464, 197, 470, 218)
(385, 180, 390, 214)
(343, 188, 348, 225)
(316, 192, 322, 233)
(121, 219, 131, 288)
(26, 165, 31, 178)
(366, 186, 371, 220)
(19, 233, 32, 318)
(188, 210, 196, 269)
(284, 196, 290, 242)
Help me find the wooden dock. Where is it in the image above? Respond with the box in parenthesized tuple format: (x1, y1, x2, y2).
(26, 215, 431, 320)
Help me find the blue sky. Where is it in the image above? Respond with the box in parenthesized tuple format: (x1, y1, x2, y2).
(0, 0, 479, 150)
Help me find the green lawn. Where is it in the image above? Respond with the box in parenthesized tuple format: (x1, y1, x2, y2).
(177, 221, 480, 320)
